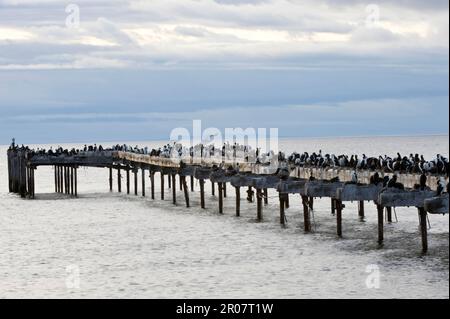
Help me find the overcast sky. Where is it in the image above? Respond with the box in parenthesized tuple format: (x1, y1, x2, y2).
(0, 0, 448, 144)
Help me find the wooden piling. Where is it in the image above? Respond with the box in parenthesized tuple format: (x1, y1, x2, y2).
(247, 186, 253, 203)
(256, 188, 263, 221)
(126, 167, 130, 195)
(279, 194, 286, 226)
(218, 183, 224, 214)
(74, 167, 78, 197)
(160, 172, 165, 200)
(117, 167, 122, 193)
(150, 171, 155, 200)
(377, 205, 384, 245)
(54, 166, 58, 193)
(182, 176, 190, 208)
(336, 199, 343, 237)
(134, 169, 138, 196)
(358, 201, 365, 218)
(70, 166, 74, 196)
(172, 174, 177, 205)
(235, 186, 240, 217)
(141, 169, 145, 197)
(302, 195, 311, 232)
(109, 167, 113, 191)
(199, 179, 205, 209)
(418, 207, 428, 254)
(386, 207, 393, 223)
(59, 165, 63, 193)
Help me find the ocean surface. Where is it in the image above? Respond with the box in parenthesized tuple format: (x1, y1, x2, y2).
(0, 135, 449, 299)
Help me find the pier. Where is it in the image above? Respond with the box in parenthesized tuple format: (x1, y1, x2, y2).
(7, 143, 449, 254)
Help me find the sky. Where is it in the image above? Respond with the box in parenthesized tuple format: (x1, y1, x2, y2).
(0, 0, 448, 144)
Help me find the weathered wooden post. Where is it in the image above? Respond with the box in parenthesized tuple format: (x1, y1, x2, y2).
(150, 171, 155, 200)
(64, 166, 68, 194)
(218, 182, 224, 214)
(117, 167, 122, 193)
(418, 207, 428, 254)
(126, 167, 130, 195)
(199, 179, 205, 209)
(235, 186, 240, 217)
(160, 172, 165, 200)
(172, 174, 177, 204)
(302, 195, 311, 232)
(182, 176, 190, 208)
(59, 165, 63, 193)
(377, 205, 384, 245)
(70, 166, 74, 196)
(386, 207, 393, 223)
(336, 199, 343, 237)
(141, 168, 145, 197)
(134, 169, 138, 196)
(54, 166, 58, 193)
(109, 167, 113, 191)
(279, 193, 286, 226)
(247, 186, 253, 203)
(74, 167, 78, 197)
(358, 201, 365, 218)
(256, 188, 263, 221)
(30, 167, 35, 199)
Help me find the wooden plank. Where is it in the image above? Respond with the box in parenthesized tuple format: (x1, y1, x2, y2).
(424, 194, 449, 215)
(277, 179, 307, 194)
(378, 189, 436, 208)
(305, 181, 344, 198)
(336, 184, 382, 202)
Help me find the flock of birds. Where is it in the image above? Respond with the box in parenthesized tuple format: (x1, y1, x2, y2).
(10, 141, 449, 195)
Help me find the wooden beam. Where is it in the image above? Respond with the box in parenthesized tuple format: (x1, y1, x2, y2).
(425, 194, 449, 215)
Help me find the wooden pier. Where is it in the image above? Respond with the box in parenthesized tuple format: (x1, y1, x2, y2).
(7, 145, 449, 254)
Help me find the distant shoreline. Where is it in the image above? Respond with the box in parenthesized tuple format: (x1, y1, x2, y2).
(0, 133, 448, 148)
